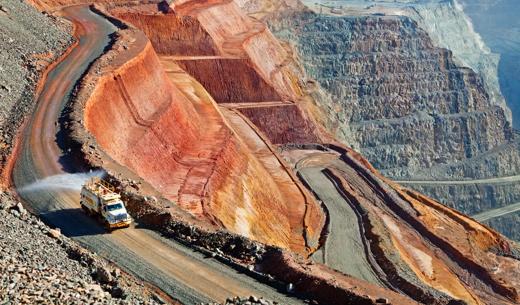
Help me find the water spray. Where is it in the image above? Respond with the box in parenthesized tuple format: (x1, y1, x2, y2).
(18, 170, 106, 194)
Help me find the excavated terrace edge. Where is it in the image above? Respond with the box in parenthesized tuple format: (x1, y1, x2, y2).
(61, 4, 420, 305)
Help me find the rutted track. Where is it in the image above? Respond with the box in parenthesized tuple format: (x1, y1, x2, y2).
(290, 151, 385, 286)
(298, 167, 383, 285)
(11, 5, 304, 305)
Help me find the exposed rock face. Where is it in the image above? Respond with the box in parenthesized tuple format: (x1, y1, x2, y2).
(315, 0, 509, 124)
(409, 181, 520, 215)
(268, 12, 512, 178)
(261, 3, 520, 243)
(339, 149, 520, 305)
(110, 6, 220, 56)
(404, 0, 508, 122)
(79, 12, 324, 253)
(239, 104, 322, 144)
(487, 213, 520, 242)
(176, 58, 282, 103)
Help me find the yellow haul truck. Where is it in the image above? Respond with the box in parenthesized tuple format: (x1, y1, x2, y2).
(80, 177, 132, 230)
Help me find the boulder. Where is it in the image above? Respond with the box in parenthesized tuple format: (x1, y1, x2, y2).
(95, 266, 113, 284)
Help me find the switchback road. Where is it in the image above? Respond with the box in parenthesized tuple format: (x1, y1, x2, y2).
(11, 5, 302, 304)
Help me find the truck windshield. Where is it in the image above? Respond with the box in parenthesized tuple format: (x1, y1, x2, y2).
(107, 203, 123, 211)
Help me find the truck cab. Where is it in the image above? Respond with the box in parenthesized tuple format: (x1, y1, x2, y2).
(80, 177, 132, 230)
(99, 197, 131, 229)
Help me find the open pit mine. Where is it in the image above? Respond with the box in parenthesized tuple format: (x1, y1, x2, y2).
(1, 0, 520, 304)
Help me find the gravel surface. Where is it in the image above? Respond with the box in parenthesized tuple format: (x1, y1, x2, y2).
(299, 167, 382, 285)
(0, 0, 72, 164)
(0, 191, 163, 304)
(203, 296, 281, 305)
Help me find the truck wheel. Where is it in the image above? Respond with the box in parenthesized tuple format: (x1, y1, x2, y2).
(104, 222, 113, 232)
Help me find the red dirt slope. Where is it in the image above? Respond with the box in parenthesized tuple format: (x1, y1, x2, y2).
(175, 58, 282, 103)
(111, 2, 326, 144)
(329, 146, 520, 305)
(172, 0, 303, 101)
(81, 26, 324, 252)
(111, 6, 220, 56)
(239, 104, 322, 144)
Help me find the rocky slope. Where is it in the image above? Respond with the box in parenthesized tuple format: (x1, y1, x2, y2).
(309, 0, 509, 124)
(406, 0, 508, 121)
(72, 6, 325, 254)
(254, 0, 520, 243)
(0, 191, 164, 304)
(0, 0, 72, 178)
(267, 10, 512, 178)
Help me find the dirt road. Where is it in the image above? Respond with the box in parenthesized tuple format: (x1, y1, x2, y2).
(472, 202, 520, 222)
(396, 175, 520, 185)
(299, 167, 382, 284)
(11, 5, 303, 304)
(290, 151, 383, 285)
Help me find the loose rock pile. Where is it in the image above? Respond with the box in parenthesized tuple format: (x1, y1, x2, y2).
(0, 191, 161, 304)
(0, 0, 72, 167)
(204, 296, 279, 305)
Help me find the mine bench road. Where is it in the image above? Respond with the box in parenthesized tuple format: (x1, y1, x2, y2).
(396, 171, 520, 221)
(11, 5, 304, 305)
(472, 202, 520, 222)
(298, 167, 382, 285)
(292, 151, 388, 287)
(396, 174, 520, 185)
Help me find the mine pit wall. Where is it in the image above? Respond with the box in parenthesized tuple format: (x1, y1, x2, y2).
(323, 169, 456, 305)
(239, 105, 321, 144)
(487, 213, 520, 243)
(265, 9, 520, 241)
(241, 29, 303, 101)
(205, 138, 305, 251)
(109, 5, 291, 104)
(175, 59, 282, 103)
(323, 144, 520, 303)
(84, 39, 203, 185)
(176, 0, 304, 101)
(405, 182, 520, 215)
(193, 1, 252, 48)
(110, 10, 220, 56)
(266, 11, 512, 178)
(112, 1, 326, 144)
(75, 12, 323, 252)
